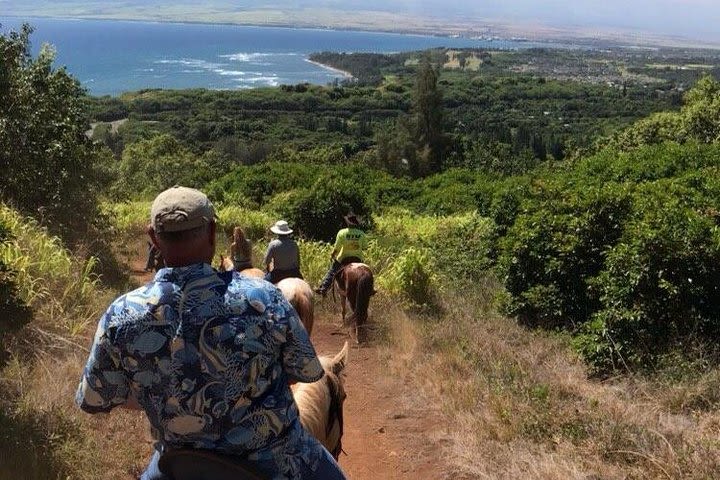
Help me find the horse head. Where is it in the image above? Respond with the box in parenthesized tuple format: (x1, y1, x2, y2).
(294, 341, 349, 459)
(218, 255, 234, 272)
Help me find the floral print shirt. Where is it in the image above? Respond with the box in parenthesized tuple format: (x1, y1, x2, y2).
(76, 263, 325, 479)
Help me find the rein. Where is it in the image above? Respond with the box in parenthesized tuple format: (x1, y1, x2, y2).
(325, 374, 345, 459)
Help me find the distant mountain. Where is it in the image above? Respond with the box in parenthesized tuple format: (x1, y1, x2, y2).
(3, 0, 720, 46)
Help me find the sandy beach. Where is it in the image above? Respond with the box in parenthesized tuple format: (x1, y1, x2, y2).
(305, 59, 354, 79)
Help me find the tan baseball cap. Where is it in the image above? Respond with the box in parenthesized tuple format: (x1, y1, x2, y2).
(150, 186, 216, 233)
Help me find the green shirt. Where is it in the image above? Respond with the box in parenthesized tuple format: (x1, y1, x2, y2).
(333, 227, 367, 262)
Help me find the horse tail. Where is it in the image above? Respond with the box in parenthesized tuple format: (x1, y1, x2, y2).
(347, 269, 373, 327)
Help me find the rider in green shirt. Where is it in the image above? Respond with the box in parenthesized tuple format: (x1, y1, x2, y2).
(315, 213, 368, 296)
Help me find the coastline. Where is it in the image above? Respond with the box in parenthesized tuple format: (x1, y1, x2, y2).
(305, 59, 354, 80)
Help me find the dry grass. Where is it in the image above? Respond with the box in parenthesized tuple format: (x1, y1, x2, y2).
(0, 204, 151, 480)
(379, 283, 720, 479)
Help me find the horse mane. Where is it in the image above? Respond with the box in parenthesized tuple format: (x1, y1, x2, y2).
(276, 278, 314, 335)
(217, 256, 264, 278)
(293, 342, 349, 459)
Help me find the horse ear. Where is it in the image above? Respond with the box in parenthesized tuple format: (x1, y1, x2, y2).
(331, 341, 349, 375)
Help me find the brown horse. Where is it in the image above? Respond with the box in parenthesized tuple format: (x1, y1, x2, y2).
(217, 255, 264, 278)
(293, 341, 349, 459)
(276, 278, 314, 336)
(334, 263, 374, 343)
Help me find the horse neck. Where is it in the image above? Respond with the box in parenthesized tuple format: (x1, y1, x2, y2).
(294, 376, 333, 441)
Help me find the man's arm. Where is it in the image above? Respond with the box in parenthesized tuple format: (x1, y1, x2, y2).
(76, 307, 131, 414)
(263, 242, 274, 271)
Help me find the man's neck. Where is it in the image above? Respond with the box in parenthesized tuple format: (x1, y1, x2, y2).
(162, 253, 212, 267)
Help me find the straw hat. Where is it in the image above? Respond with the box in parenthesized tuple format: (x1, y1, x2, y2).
(270, 220, 293, 235)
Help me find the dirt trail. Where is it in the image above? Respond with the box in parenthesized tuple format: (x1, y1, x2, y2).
(310, 317, 447, 480)
(128, 243, 448, 480)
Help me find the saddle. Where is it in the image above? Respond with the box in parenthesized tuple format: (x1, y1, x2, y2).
(158, 449, 268, 480)
(334, 262, 371, 291)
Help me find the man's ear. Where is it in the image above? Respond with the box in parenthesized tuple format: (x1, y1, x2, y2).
(147, 225, 160, 249)
(209, 222, 217, 247)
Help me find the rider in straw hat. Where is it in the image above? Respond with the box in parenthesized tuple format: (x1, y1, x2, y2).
(263, 220, 303, 284)
(75, 186, 345, 479)
(315, 212, 367, 296)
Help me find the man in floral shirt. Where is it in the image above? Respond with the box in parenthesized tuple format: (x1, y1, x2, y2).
(76, 186, 345, 480)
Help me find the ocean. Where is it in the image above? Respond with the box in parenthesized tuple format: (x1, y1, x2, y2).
(1, 17, 562, 96)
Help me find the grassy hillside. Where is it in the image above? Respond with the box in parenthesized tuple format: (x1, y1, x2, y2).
(0, 204, 143, 479)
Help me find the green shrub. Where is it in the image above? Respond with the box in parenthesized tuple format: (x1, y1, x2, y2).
(0, 223, 32, 363)
(498, 182, 634, 329)
(102, 201, 152, 234)
(576, 180, 720, 373)
(297, 240, 332, 287)
(497, 146, 720, 373)
(377, 247, 436, 307)
(283, 174, 372, 242)
(216, 206, 274, 241)
(433, 213, 495, 282)
(206, 162, 322, 206)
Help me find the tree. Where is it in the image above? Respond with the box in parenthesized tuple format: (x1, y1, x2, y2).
(0, 24, 111, 243)
(682, 75, 720, 143)
(372, 117, 417, 176)
(457, 52, 469, 70)
(413, 57, 447, 175)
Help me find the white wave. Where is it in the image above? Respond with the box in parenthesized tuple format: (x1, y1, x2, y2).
(243, 76, 280, 86)
(220, 52, 269, 62)
(220, 52, 298, 62)
(214, 69, 247, 76)
(155, 58, 228, 70)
